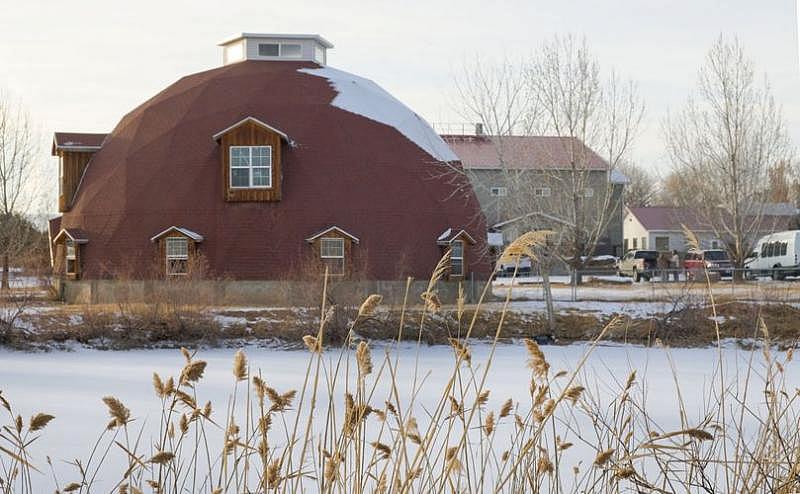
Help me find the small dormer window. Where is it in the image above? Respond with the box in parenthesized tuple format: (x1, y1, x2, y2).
(450, 240, 464, 277)
(230, 146, 272, 188)
(166, 237, 189, 276)
(65, 240, 77, 275)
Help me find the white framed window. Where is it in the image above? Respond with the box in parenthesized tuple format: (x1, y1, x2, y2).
(280, 43, 302, 58)
(258, 43, 279, 56)
(166, 237, 189, 276)
(583, 188, 594, 198)
(320, 237, 345, 275)
(258, 42, 302, 58)
(533, 187, 551, 197)
(450, 240, 464, 277)
(65, 239, 76, 274)
(490, 186, 508, 197)
(230, 146, 272, 189)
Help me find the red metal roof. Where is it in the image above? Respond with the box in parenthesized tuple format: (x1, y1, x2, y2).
(55, 60, 490, 280)
(442, 135, 608, 170)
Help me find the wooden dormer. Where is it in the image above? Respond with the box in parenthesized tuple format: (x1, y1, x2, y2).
(52, 132, 106, 212)
(437, 228, 477, 280)
(213, 117, 289, 202)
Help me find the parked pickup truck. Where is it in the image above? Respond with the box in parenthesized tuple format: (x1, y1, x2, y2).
(616, 250, 659, 282)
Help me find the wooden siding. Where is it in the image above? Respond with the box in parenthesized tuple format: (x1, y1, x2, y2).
(310, 230, 354, 277)
(156, 231, 198, 278)
(219, 121, 283, 202)
(58, 151, 95, 212)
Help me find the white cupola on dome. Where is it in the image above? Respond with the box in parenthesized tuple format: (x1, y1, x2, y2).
(219, 33, 333, 65)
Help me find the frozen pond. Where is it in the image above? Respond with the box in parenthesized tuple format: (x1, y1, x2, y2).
(0, 341, 791, 491)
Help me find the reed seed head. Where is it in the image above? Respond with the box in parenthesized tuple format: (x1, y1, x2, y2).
(594, 448, 615, 466)
(357, 294, 383, 318)
(356, 341, 373, 376)
(102, 396, 130, 427)
(302, 335, 321, 353)
(29, 413, 55, 432)
(233, 350, 247, 381)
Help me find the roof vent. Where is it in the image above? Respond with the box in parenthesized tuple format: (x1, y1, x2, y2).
(218, 33, 333, 65)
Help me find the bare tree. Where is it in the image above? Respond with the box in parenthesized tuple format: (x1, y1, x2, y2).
(664, 37, 793, 272)
(618, 160, 658, 207)
(522, 36, 644, 281)
(0, 94, 37, 290)
(454, 36, 643, 330)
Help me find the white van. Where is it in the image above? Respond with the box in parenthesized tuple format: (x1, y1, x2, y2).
(745, 230, 800, 280)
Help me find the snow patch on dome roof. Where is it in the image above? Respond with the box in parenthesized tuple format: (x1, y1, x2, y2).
(299, 66, 458, 163)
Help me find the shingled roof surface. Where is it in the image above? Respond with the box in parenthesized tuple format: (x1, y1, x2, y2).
(441, 135, 608, 170)
(58, 60, 489, 279)
(627, 207, 709, 232)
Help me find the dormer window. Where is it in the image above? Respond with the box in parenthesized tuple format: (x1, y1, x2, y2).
(437, 228, 477, 280)
(230, 146, 272, 188)
(320, 237, 345, 275)
(306, 226, 360, 277)
(166, 237, 189, 276)
(52, 228, 89, 279)
(213, 117, 289, 202)
(150, 226, 203, 278)
(65, 240, 77, 275)
(450, 240, 464, 276)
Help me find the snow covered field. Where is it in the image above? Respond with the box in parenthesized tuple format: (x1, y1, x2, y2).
(0, 342, 787, 491)
(494, 276, 800, 302)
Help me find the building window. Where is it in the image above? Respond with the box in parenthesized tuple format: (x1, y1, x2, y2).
(490, 186, 508, 197)
(280, 43, 302, 58)
(655, 236, 669, 251)
(65, 239, 76, 274)
(450, 240, 464, 277)
(632, 237, 638, 249)
(623, 238, 629, 252)
(320, 237, 345, 275)
(258, 42, 303, 58)
(258, 43, 279, 56)
(314, 45, 325, 63)
(230, 146, 272, 189)
(166, 237, 189, 276)
(533, 187, 551, 197)
(583, 188, 594, 198)
(641, 237, 647, 249)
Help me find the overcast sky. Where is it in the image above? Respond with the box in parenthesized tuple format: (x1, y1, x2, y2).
(1, 0, 798, 182)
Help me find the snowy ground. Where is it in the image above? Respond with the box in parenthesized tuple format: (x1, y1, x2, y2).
(493, 276, 800, 302)
(0, 342, 788, 491)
